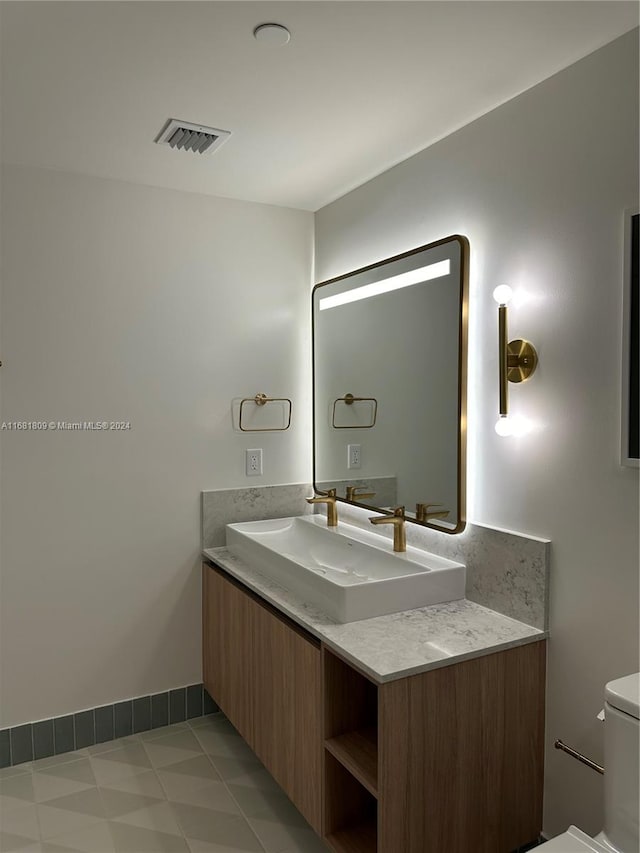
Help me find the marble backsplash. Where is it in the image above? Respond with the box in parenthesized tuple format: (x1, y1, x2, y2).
(201, 484, 550, 630)
(202, 483, 315, 550)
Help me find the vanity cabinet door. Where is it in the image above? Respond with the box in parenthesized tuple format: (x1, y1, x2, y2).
(378, 641, 546, 853)
(202, 565, 255, 746)
(202, 563, 322, 833)
(253, 603, 322, 834)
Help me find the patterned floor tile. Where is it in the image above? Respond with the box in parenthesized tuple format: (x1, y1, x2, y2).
(33, 759, 96, 803)
(138, 725, 189, 742)
(186, 840, 265, 853)
(0, 774, 35, 811)
(0, 767, 32, 781)
(171, 804, 263, 851)
(225, 788, 307, 830)
(100, 770, 166, 800)
(193, 733, 256, 764)
(162, 780, 240, 814)
(143, 732, 204, 770)
(31, 752, 88, 773)
(100, 787, 166, 820)
(186, 716, 224, 732)
(207, 759, 276, 792)
(35, 758, 95, 784)
(0, 831, 40, 853)
(247, 818, 328, 853)
(0, 804, 40, 843)
(108, 821, 190, 852)
(111, 801, 182, 836)
(87, 738, 139, 758)
(90, 745, 152, 787)
(41, 786, 105, 818)
(157, 768, 222, 803)
(90, 743, 151, 768)
(191, 719, 235, 738)
(33, 775, 95, 806)
(37, 788, 106, 840)
(38, 820, 115, 853)
(2, 709, 337, 851)
(157, 756, 220, 784)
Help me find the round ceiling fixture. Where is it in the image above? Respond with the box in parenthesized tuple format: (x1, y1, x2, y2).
(253, 23, 291, 46)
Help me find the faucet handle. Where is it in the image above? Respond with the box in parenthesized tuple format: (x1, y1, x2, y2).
(306, 488, 336, 502)
(346, 485, 376, 502)
(368, 506, 405, 523)
(416, 502, 449, 521)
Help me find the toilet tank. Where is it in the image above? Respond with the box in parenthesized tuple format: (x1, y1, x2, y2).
(602, 673, 639, 853)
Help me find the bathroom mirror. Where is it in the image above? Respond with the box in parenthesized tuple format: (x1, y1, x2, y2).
(312, 235, 468, 533)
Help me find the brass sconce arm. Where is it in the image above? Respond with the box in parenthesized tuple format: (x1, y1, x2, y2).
(493, 286, 538, 435)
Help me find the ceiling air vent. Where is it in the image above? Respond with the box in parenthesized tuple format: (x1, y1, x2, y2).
(155, 119, 231, 155)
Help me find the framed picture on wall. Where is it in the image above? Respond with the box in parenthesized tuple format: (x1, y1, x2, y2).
(621, 207, 639, 468)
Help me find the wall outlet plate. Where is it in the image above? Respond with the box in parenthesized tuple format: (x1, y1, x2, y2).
(347, 443, 361, 469)
(246, 448, 263, 476)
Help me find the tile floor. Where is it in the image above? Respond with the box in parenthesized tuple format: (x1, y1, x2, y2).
(0, 714, 328, 853)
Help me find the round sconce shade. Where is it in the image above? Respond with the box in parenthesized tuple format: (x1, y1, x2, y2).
(493, 285, 513, 305)
(495, 415, 513, 436)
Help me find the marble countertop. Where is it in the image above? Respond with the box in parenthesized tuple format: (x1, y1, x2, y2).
(203, 547, 546, 684)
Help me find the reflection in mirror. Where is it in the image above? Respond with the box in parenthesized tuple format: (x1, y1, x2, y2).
(312, 235, 468, 533)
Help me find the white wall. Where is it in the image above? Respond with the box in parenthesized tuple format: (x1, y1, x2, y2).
(314, 30, 639, 840)
(0, 165, 313, 726)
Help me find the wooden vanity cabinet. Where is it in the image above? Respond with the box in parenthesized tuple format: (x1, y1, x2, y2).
(202, 564, 322, 833)
(203, 562, 546, 853)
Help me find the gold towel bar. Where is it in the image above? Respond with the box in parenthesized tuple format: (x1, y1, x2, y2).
(239, 393, 292, 432)
(332, 393, 378, 429)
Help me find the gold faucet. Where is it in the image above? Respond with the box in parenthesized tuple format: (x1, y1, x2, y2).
(345, 485, 376, 502)
(369, 506, 407, 552)
(416, 503, 450, 522)
(306, 488, 338, 527)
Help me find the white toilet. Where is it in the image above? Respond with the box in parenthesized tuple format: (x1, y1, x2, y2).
(538, 673, 639, 852)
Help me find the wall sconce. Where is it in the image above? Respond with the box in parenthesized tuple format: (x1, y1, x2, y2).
(493, 286, 538, 436)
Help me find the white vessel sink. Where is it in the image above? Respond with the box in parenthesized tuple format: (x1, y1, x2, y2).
(225, 515, 465, 623)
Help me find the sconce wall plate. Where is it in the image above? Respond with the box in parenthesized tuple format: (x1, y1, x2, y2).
(507, 339, 538, 383)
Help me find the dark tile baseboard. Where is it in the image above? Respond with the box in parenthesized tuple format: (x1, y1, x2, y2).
(0, 683, 218, 768)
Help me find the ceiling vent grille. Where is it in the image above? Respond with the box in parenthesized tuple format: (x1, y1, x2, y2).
(155, 119, 231, 155)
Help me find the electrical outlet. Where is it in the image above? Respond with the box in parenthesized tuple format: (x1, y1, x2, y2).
(245, 448, 263, 476)
(347, 443, 361, 469)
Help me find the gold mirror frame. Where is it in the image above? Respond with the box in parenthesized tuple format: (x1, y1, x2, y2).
(312, 234, 469, 534)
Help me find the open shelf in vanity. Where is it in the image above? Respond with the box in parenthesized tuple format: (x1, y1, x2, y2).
(323, 649, 379, 849)
(325, 727, 378, 797)
(324, 649, 378, 796)
(325, 752, 378, 853)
